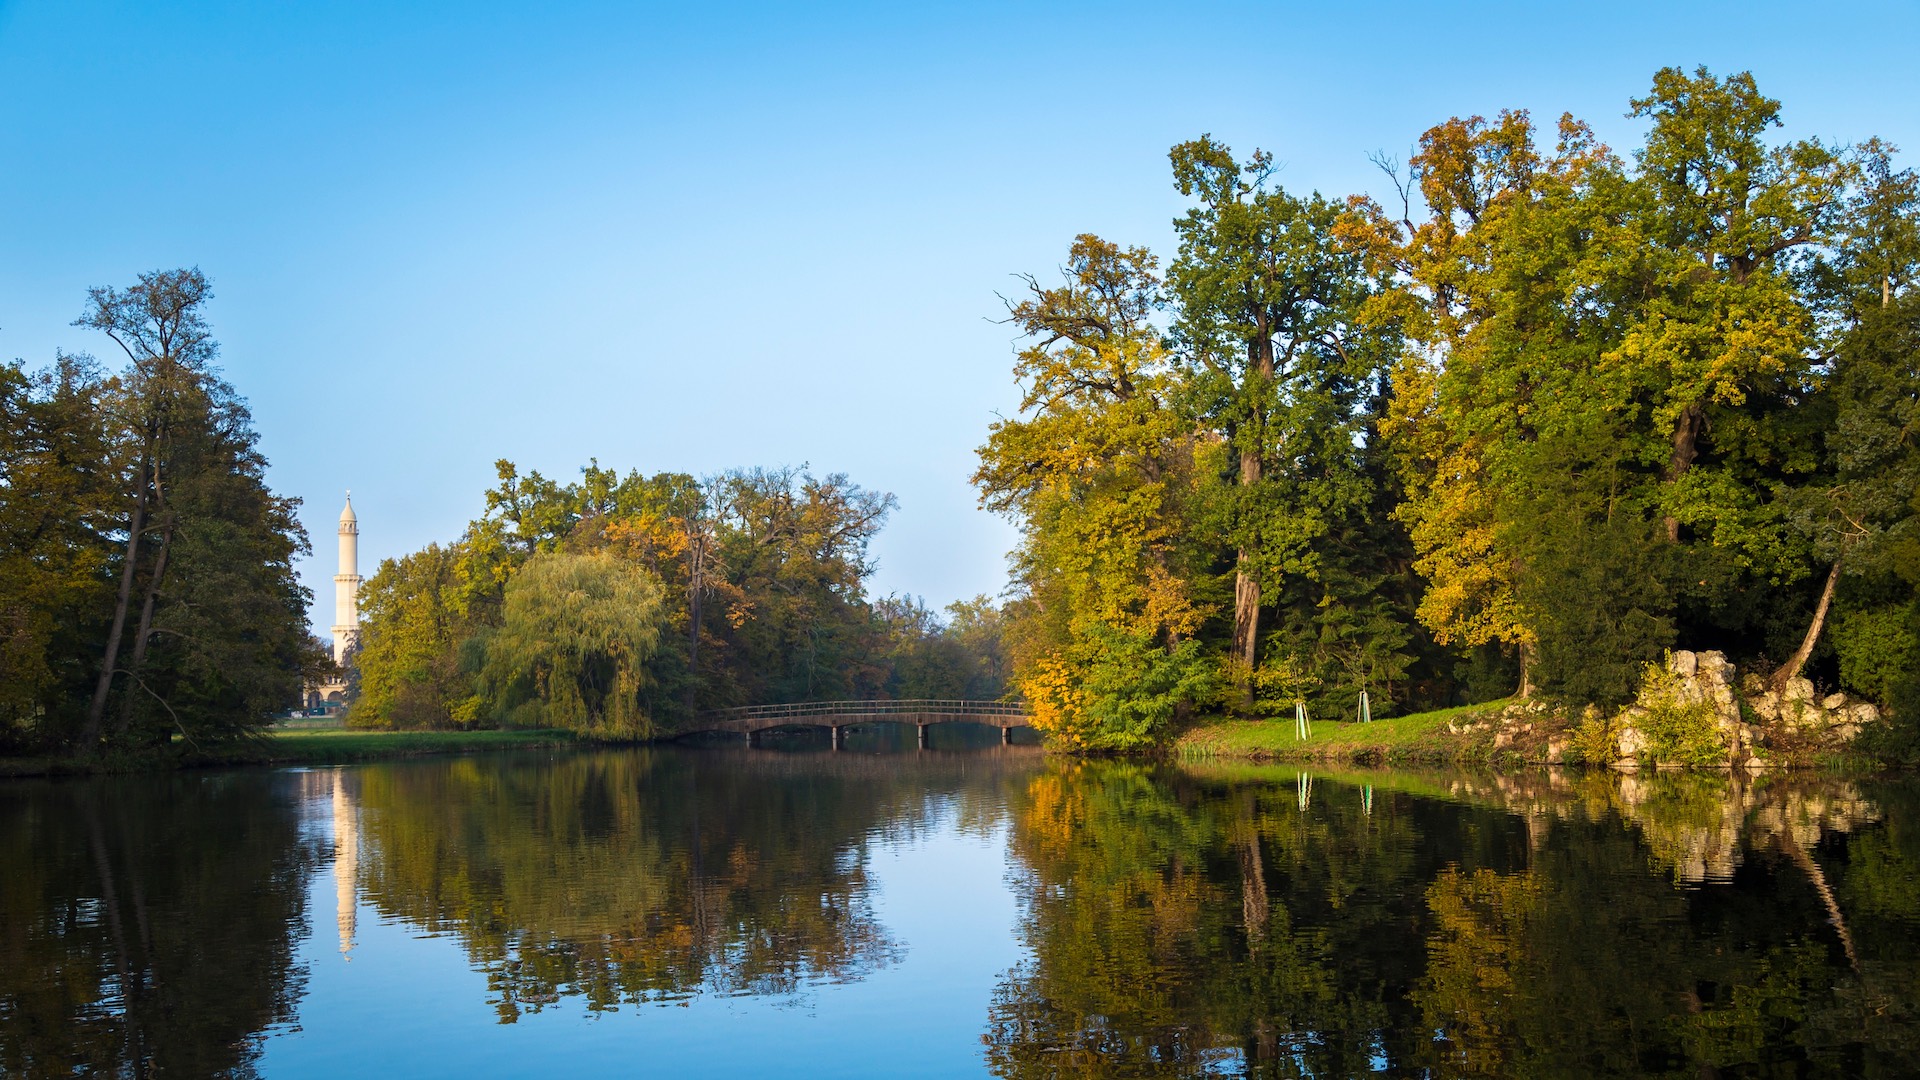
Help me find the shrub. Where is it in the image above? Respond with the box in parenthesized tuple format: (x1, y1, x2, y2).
(1630, 662, 1727, 767)
(1567, 711, 1623, 765)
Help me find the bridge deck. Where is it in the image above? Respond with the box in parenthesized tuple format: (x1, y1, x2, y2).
(687, 699, 1029, 736)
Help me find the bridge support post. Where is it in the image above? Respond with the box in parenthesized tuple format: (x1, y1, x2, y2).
(832, 725, 845, 751)
(1002, 725, 1013, 745)
(917, 723, 928, 750)
(746, 730, 759, 748)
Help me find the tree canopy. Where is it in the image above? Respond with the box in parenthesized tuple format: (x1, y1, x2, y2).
(979, 66, 1920, 747)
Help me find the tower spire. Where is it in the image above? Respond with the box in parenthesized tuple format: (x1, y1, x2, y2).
(332, 493, 361, 666)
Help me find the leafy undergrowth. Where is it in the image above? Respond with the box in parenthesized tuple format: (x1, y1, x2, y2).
(1175, 700, 1512, 764)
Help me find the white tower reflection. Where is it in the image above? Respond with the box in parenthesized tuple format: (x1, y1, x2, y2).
(332, 770, 358, 958)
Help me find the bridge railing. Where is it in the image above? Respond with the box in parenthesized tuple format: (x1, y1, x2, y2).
(696, 699, 1028, 724)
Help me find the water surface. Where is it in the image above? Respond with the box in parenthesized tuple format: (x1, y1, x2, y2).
(3, 739, 1916, 1077)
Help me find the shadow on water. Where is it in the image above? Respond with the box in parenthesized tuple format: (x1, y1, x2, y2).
(987, 761, 1920, 1078)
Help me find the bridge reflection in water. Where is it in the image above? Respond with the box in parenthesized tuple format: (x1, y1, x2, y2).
(686, 699, 1030, 749)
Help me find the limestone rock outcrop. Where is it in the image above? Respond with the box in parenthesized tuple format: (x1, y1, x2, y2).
(1605, 650, 1884, 768)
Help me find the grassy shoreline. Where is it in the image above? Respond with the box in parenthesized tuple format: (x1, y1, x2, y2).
(0, 727, 582, 778)
(1175, 700, 1519, 765)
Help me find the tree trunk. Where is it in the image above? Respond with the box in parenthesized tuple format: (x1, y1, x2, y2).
(1663, 402, 1707, 542)
(1230, 439, 1263, 708)
(83, 481, 149, 749)
(683, 530, 703, 716)
(1779, 828, 1857, 970)
(1232, 466, 1260, 709)
(1231, 324, 1275, 710)
(1770, 559, 1841, 692)
(1517, 639, 1537, 699)
(1237, 792, 1268, 944)
(114, 523, 174, 737)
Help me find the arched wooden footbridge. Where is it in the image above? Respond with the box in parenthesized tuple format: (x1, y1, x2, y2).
(686, 699, 1030, 748)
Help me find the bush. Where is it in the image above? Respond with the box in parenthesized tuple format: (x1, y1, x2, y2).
(1022, 625, 1213, 752)
(1567, 711, 1623, 765)
(1630, 662, 1728, 767)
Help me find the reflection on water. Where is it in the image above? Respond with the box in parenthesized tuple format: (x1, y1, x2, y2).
(339, 747, 1027, 1016)
(1, 749, 1917, 1077)
(0, 772, 322, 1077)
(991, 763, 1920, 1078)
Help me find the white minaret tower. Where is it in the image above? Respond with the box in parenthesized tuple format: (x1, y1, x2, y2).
(331, 493, 361, 666)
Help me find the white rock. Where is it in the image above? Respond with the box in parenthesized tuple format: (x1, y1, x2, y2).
(1670, 650, 1698, 677)
(1822, 692, 1849, 712)
(1784, 678, 1816, 703)
(1846, 703, 1882, 726)
(1831, 723, 1862, 742)
(1618, 727, 1646, 758)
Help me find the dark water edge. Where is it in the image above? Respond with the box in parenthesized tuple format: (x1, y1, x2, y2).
(3, 744, 1916, 1077)
(0, 721, 1049, 777)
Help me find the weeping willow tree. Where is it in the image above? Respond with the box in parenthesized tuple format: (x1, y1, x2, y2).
(478, 550, 668, 738)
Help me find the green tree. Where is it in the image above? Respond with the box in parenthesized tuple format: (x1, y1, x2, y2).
(975, 235, 1223, 744)
(477, 549, 669, 737)
(350, 543, 477, 729)
(1783, 142, 1920, 701)
(74, 269, 225, 747)
(0, 354, 116, 749)
(51, 269, 318, 752)
(1167, 139, 1399, 706)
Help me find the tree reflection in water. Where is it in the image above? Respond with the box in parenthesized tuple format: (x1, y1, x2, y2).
(987, 762, 1920, 1079)
(339, 746, 1033, 1020)
(3, 751, 1917, 1076)
(0, 772, 321, 1078)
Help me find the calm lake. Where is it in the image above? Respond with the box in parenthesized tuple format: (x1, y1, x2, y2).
(4, 734, 1917, 1077)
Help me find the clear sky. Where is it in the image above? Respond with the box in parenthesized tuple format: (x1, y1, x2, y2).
(3, 1, 1916, 632)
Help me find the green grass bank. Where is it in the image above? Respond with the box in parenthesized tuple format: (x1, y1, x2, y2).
(1175, 700, 1518, 765)
(0, 727, 581, 778)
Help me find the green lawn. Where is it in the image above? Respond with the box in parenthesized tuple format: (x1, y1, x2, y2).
(1174, 700, 1511, 763)
(0, 727, 584, 776)
(202, 727, 581, 767)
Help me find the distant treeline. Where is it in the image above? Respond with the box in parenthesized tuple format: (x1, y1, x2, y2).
(0, 270, 318, 757)
(348, 462, 1006, 736)
(977, 67, 1920, 750)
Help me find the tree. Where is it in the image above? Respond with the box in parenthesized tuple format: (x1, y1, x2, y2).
(1620, 68, 1847, 546)
(703, 467, 897, 705)
(1778, 141, 1920, 693)
(1167, 138, 1398, 706)
(478, 550, 669, 737)
(975, 235, 1223, 742)
(73, 269, 223, 748)
(350, 544, 475, 729)
(116, 381, 316, 745)
(0, 354, 116, 748)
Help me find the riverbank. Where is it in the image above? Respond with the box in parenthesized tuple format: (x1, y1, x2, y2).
(1175, 693, 1889, 770)
(0, 728, 581, 778)
(1176, 701, 1515, 765)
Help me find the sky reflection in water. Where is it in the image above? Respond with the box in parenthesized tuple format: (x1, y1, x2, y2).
(3, 739, 1916, 1078)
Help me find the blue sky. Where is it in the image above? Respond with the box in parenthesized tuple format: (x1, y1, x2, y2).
(3, 1, 1916, 632)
